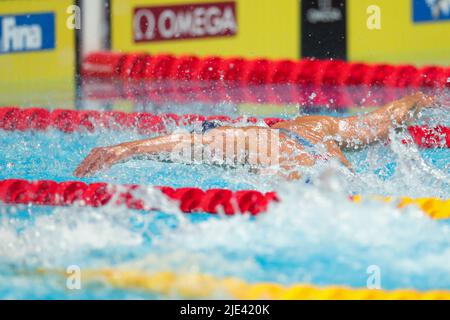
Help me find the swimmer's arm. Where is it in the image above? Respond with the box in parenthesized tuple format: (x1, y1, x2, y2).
(323, 140, 353, 170)
(119, 132, 199, 154)
(274, 144, 353, 180)
(275, 162, 302, 181)
(74, 132, 199, 177)
(273, 155, 312, 181)
(74, 127, 263, 177)
(331, 92, 434, 149)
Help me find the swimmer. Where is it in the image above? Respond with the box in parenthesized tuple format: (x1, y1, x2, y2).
(74, 92, 435, 180)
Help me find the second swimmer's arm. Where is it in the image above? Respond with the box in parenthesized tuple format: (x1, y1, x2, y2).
(332, 92, 434, 149)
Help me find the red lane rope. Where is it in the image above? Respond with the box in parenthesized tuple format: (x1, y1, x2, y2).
(1, 106, 449, 148)
(81, 52, 450, 107)
(1, 179, 450, 219)
(82, 52, 450, 88)
(0, 179, 278, 215)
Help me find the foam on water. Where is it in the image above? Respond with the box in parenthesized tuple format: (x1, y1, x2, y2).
(142, 177, 450, 290)
(1, 176, 449, 298)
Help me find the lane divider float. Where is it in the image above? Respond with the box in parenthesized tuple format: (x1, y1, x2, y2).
(51, 268, 450, 300)
(81, 51, 450, 107)
(0, 179, 277, 216)
(82, 51, 450, 88)
(0, 179, 449, 219)
(1, 106, 449, 148)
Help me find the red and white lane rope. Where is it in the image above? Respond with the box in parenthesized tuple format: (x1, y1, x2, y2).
(81, 52, 450, 107)
(0, 179, 449, 219)
(82, 52, 450, 87)
(0, 179, 277, 215)
(1, 107, 449, 148)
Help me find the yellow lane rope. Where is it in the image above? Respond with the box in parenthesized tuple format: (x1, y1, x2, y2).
(77, 269, 450, 300)
(352, 196, 450, 219)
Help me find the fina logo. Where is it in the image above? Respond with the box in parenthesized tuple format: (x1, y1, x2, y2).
(426, 0, 450, 18)
(413, 0, 450, 22)
(0, 13, 55, 54)
(306, 0, 343, 24)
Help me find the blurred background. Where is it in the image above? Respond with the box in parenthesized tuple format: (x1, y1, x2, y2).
(0, 0, 449, 111)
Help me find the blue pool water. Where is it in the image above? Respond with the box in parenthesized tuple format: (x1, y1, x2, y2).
(0, 109, 450, 299)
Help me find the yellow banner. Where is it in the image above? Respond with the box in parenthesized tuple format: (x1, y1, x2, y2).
(348, 0, 450, 65)
(111, 0, 299, 60)
(0, 0, 76, 108)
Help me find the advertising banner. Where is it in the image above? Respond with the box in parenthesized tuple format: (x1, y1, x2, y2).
(347, 0, 450, 65)
(301, 0, 347, 60)
(111, 0, 300, 59)
(0, 0, 77, 107)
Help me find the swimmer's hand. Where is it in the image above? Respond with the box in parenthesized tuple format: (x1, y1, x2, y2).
(400, 92, 436, 126)
(74, 144, 131, 177)
(407, 92, 435, 111)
